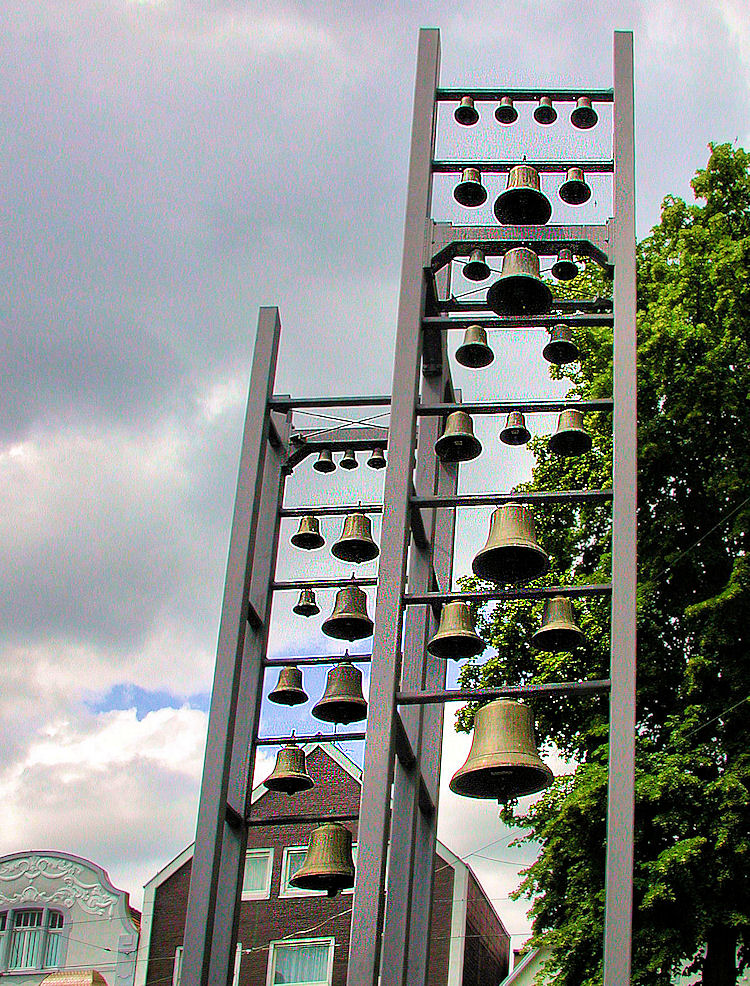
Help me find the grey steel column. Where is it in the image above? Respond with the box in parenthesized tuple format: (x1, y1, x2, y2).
(603, 31, 637, 986)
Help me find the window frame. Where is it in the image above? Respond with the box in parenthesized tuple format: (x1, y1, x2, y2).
(265, 937, 335, 986)
(1, 907, 67, 973)
(279, 845, 357, 899)
(240, 848, 274, 901)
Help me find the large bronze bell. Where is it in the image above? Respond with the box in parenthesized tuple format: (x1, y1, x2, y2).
(472, 502, 550, 584)
(534, 96, 557, 124)
(263, 744, 315, 795)
(449, 699, 553, 801)
(486, 247, 553, 316)
(454, 168, 488, 208)
(549, 408, 592, 457)
(493, 165, 552, 226)
(495, 96, 518, 124)
(499, 411, 531, 446)
(322, 583, 374, 641)
(559, 167, 592, 205)
(291, 515, 325, 550)
(313, 449, 336, 474)
(551, 248, 579, 282)
(463, 248, 491, 281)
(427, 600, 484, 660)
(543, 324, 580, 365)
(367, 446, 386, 470)
(312, 660, 368, 724)
(331, 513, 379, 564)
(456, 325, 494, 369)
(289, 823, 355, 897)
(293, 588, 320, 618)
(340, 449, 358, 470)
(454, 95, 479, 126)
(571, 95, 598, 130)
(435, 411, 482, 463)
(268, 665, 308, 706)
(532, 596, 584, 652)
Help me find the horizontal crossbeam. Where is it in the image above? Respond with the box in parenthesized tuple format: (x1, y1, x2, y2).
(411, 490, 613, 508)
(416, 399, 613, 415)
(432, 159, 614, 174)
(435, 88, 614, 102)
(405, 584, 613, 605)
(397, 679, 612, 704)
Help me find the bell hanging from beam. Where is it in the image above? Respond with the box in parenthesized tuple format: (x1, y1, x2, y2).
(472, 502, 550, 584)
(548, 408, 592, 457)
(263, 743, 315, 795)
(486, 247, 553, 316)
(559, 167, 592, 205)
(499, 411, 531, 446)
(543, 324, 580, 365)
(495, 96, 518, 124)
(312, 658, 368, 724)
(367, 446, 386, 470)
(570, 95, 598, 129)
(331, 513, 379, 563)
(435, 411, 482, 463)
(427, 600, 484, 660)
(463, 248, 491, 282)
(534, 96, 557, 124)
(293, 588, 320, 618)
(551, 248, 579, 281)
(289, 822, 355, 897)
(456, 325, 494, 369)
(493, 165, 552, 226)
(454, 95, 479, 126)
(313, 449, 336, 474)
(322, 583, 374, 641)
(531, 596, 584, 652)
(268, 665, 308, 706)
(290, 515, 325, 550)
(453, 168, 488, 208)
(340, 449, 358, 470)
(449, 699, 553, 801)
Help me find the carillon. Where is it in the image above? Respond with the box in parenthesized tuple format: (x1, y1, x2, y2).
(340, 449, 358, 470)
(455, 325, 494, 368)
(534, 95, 557, 124)
(331, 513, 379, 563)
(268, 665, 308, 706)
(453, 167, 488, 207)
(551, 248, 579, 281)
(312, 659, 368, 724)
(495, 95, 518, 124)
(493, 165, 552, 225)
(263, 744, 315, 795)
(313, 449, 336, 474)
(322, 583, 374, 641)
(559, 167, 592, 205)
(426, 600, 484, 660)
(366, 446, 387, 470)
(292, 588, 320, 617)
(486, 247, 553, 316)
(499, 410, 531, 446)
(543, 324, 580, 364)
(289, 823, 356, 897)
(435, 410, 482, 463)
(532, 596, 584, 652)
(472, 502, 550, 584)
(463, 248, 491, 281)
(454, 95, 479, 126)
(571, 95, 598, 129)
(549, 408, 592, 456)
(290, 515, 324, 550)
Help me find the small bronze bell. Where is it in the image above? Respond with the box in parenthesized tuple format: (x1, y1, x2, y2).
(454, 168, 488, 208)
(449, 699, 553, 801)
(456, 325, 494, 369)
(559, 167, 592, 205)
(435, 411, 482, 463)
(532, 596, 584, 652)
(322, 583, 374, 641)
(331, 513, 379, 564)
(495, 96, 518, 124)
(454, 95, 479, 126)
(472, 502, 550, 585)
(367, 446, 386, 470)
(543, 324, 580, 365)
(293, 588, 320, 618)
(289, 823, 355, 897)
(499, 411, 531, 446)
(263, 744, 315, 795)
(551, 248, 579, 282)
(340, 449, 358, 470)
(268, 665, 308, 706)
(493, 165, 552, 226)
(313, 449, 336, 474)
(534, 96, 557, 125)
(571, 95, 598, 130)
(549, 408, 592, 457)
(463, 248, 491, 282)
(290, 515, 325, 550)
(486, 248, 553, 316)
(427, 601, 484, 660)
(312, 660, 368, 724)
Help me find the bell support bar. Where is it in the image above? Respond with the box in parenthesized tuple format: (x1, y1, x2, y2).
(255, 732, 366, 746)
(416, 399, 613, 415)
(269, 395, 391, 410)
(246, 812, 360, 827)
(273, 577, 378, 590)
(411, 490, 613, 508)
(397, 678, 611, 704)
(424, 315, 613, 330)
(432, 159, 614, 173)
(280, 503, 383, 517)
(264, 653, 372, 667)
(435, 87, 614, 102)
(405, 584, 612, 605)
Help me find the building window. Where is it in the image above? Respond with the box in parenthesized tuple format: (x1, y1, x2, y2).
(42, 911, 64, 967)
(6, 909, 65, 971)
(241, 849, 274, 900)
(267, 938, 334, 986)
(280, 846, 357, 899)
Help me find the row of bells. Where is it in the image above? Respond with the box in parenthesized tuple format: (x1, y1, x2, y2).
(435, 407, 591, 460)
(454, 94, 598, 129)
(312, 446, 386, 474)
(455, 164, 591, 218)
(461, 245, 583, 317)
(269, 660, 368, 724)
(456, 323, 580, 369)
(460, 246, 580, 284)
(291, 512, 379, 563)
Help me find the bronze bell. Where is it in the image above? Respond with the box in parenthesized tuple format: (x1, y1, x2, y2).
(486, 247, 553, 316)
(289, 823, 355, 897)
(493, 165, 552, 226)
(322, 583, 374, 641)
(435, 411, 482, 463)
(427, 601, 484, 660)
(367, 446, 386, 470)
(449, 699, 553, 802)
(495, 95, 518, 124)
(454, 95, 479, 126)
(456, 325, 494, 369)
(291, 515, 325, 550)
(313, 449, 336, 474)
(532, 596, 584, 652)
(293, 588, 320, 618)
(499, 411, 531, 446)
(268, 665, 308, 706)
(551, 248, 579, 281)
(472, 502, 550, 585)
(549, 408, 592, 457)
(571, 95, 598, 130)
(543, 324, 580, 365)
(454, 168, 487, 208)
(263, 744, 315, 795)
(534, 95, 557, 125)
(340, 449, 358, 470)
(313, 660, 368, 724)
(331, 513, 379, 564)
(559, 167, 592, 205)
(463, 248, 491, 282)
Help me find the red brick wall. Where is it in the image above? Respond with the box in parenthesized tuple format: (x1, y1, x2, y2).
(461, 871, 510, 986)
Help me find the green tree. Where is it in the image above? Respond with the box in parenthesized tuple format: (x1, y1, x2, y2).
(456, 144, 750, 985)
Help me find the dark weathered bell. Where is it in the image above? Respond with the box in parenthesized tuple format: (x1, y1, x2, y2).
(293, 588, 320, 618)
(268, 665, 308, 706)
(549, 408, 592, 457)
(322, 583, 374, 641)
(534, 96, 557, 125)
(571, 95, 598, 130)
(331, 513, 379, 564)
(290, 515, 325, 550)
(340, 449, 358, 470)
(263, 744, 315, 795)
(449, 699, 553, 801)
(454, 95, 479, 126)
(463, 248, 491, 281)
(435, 411, 482, 463)
(493, 165, 552, 226)
(542, 324, 580, 365)
(367, 446, 386, 470)
(499, 411, 531, 446)
(290, 823, 355, 897)
(313, 449, 336, 474)
(456, 325, 494, 369)
(495, 96, 518, 124)
(486, 248, 553, 316)
(551, 248, 579, 281)
(427, 600, 484, 660)
(454, 168, 488, 208)
(531, 596, 584, 652)
(312, 660, 367, 724)
(559, 167, 592, 205)
(472, 502, 550, 584)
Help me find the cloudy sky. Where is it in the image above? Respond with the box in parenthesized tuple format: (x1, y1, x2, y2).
(2, 0, 749, 953)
